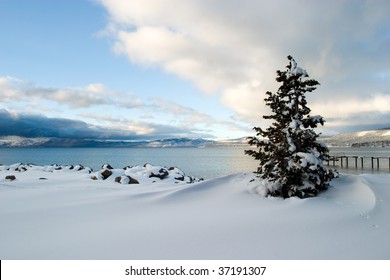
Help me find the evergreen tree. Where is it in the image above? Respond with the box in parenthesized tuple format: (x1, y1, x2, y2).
(246, 55, 337, 198)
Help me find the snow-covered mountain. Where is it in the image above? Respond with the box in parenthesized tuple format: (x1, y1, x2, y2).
(0, 135, 254, 148)
(3, 129, 390, 148)
(207, 137, 249, 147)
(0, 136, 215, 148)
(141, 138, 214, 148)
(320, 129, 390, 147)
(0, 136, 51, 147)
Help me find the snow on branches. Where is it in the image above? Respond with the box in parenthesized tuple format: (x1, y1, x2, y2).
(246, 55, 337, 199)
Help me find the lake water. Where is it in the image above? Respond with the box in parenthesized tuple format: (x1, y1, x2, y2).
(1, 146, 390, 179)
(0, 147, 258, 179)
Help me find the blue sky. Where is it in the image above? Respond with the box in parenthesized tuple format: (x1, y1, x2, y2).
(1, 0, 390, 140)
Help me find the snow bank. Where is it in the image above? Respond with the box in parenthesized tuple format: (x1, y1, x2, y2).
(0, 164, 389, 259)
(0, 163, 201, 185)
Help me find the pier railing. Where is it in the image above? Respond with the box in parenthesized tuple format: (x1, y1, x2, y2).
(326, 154, 390, 170)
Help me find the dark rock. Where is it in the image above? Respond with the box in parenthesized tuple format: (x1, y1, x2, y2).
(102, 164, 113, 169)
(50, 164, 62, 170)
(128, 176, 140, 184)
(5, 175, 16, 181)
(115, 175, 139, 184)
(39, 177, 48, 180)
(17, 166, 27, 172)
(149, 168, 169, 180)
(101, 169, 112, 180)
(175, 176, 185, 181)
(91, 176, 99, 180)
(185, 176, 198, 183)
(73, 165, 84, 171)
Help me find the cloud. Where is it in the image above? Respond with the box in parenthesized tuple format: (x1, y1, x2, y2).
(0, 76, 144, 109)
(312, 93, 390, 118)
(1, 75, 244, 139)
(149, 98, 248, 132)
(98, 0, 390, 133)
(0, 109, 103, 139)
(0, 109, 212, 140)
(310, 92, 390, 131)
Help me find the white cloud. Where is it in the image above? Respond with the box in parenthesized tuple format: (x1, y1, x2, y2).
(0, 76, 144, 109)
(86, 83, 108, 93)
(311, 92, 390, 129)
(79, 112, 157, 135)
(98, 0, 390, 133)
(149, 98, 249, 134)
(0, 75, 248, 139)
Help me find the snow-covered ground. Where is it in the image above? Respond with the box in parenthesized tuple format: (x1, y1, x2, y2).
(0, 163, 389, 259)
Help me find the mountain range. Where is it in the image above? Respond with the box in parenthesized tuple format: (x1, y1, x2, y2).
(320, 129, 390, 147)
(0, 136, 249, 148)
(2, 129, 390, 148)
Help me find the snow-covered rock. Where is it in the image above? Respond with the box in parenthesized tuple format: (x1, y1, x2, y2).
(0, 163, 201, 185)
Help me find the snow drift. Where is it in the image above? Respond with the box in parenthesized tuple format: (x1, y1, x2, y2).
(0, 163, 389, 259)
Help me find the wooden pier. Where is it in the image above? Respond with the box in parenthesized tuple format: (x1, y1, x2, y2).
(325, 155, 390, 170)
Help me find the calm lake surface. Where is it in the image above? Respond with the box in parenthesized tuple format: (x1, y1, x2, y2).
(1, 146, 390, 179)
(0, 147, 257, 179)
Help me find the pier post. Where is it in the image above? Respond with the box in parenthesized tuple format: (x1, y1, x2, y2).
(328, 155, 390, 171)
(353, 156, 358, 168)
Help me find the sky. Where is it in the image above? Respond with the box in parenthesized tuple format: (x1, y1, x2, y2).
(1, 0, 390, 141)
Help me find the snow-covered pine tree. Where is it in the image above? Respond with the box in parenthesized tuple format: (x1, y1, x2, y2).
(246, 55, 337, 198)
